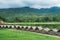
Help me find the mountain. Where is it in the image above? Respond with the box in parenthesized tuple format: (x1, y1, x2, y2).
(40, 7, 60, 13)
(0, 6, 60, 18)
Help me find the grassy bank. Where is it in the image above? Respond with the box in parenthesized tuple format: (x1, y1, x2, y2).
(0, 28, 60, 40)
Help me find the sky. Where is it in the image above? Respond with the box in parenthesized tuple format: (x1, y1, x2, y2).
(0, 0, 60, 9)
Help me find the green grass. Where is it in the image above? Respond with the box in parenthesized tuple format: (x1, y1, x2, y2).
(5, 22, 60, 24)
(0, 28, 60, 40)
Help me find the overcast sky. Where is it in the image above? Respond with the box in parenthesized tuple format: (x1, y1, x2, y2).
(0, 0, 60, 9)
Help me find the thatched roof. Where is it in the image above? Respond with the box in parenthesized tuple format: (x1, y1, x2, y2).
(38, 27, 43, 30)
(43, 28, 50, 32)
(52, 29, 58, 32)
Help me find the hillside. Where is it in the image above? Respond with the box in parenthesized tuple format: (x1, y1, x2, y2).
(0, 7, 60, 22)
(0, 7, 60, 18)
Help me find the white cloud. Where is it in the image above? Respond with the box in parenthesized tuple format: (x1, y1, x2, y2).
(0, 0, 60, 9)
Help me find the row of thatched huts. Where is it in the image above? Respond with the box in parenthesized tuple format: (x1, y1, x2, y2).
(0, 25, 60, 36)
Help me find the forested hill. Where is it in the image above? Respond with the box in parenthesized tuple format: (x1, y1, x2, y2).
(0, 7, 60, 22)
(0, 6, 60, 18)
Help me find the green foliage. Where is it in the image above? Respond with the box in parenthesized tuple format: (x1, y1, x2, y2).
(0, 16, 6, 21)
(0, 7, 60, 22)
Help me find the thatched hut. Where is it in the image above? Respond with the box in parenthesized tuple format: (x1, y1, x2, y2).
(52, 29, 58, 32)
(15, 25, 19, 28)
(49, 28, 58, 35)
(41, 28, 50, 34)
(9, 25, 14, 28)
(31, 26, 37, 32)
(23, 26, 28, 30)
(5, 25, 8, 28)
(8, 25, 14, 28)
(23, 26, 27, 29)
(56, 30, 60, 36)
(44, 28, 50, 32)
(15, 25, 21, 29)
(19, 26, 24, 29)
(38, 27, 43, 33)
(21, 26, 24, 29)
(7, 25, 11, 28)
(32, 26, 39, 32)
(3, 25, 6, 28)
(32, 27, 36, 30)
(0, 25, 3, 28)
(27, 26, 32, 31)
(38, 27, 43, 30)
(58, 30, 60, 33)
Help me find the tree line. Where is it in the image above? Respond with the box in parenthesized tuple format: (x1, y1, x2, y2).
(0, 16, 60, 22)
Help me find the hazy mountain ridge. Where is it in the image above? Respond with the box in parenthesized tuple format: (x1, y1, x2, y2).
(0, 7, 60, 18)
